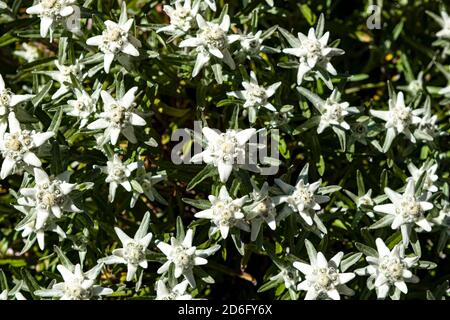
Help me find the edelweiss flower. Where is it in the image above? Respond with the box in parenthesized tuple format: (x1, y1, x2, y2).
(293, 251, 355, 300)
(100, 212, 153, 281)
(0, 116, 53, 179)
(191, 127, 256, 183)
(416, 101, 440, 140)
(14, 43, 40, 63)
(35, 263, 113, 300)
(130, 167, 167, 208)
(0, 74, 34, 133)
(0, 281, 26, 300)
(156, 229, 211, 287)
(43, 59, 85, 99)
(26, 0, 76, 38)
(155, 279, 192, 300)
(283, 24, 344, 87)
(355, 238, 419, 299)
(179, 14, 240, 77)
(66, 88, 100, 128)
(86, 2, 141, 73)
(195, 185, 249, 239)
(374, 179, 433, 244)
(200, 0, 216, 11)
(270, 266, 301, 291)
(227, 71, 281, 123)
(158, 0, 200, 35)
(18, 168, 81, 230)
(97, 154, 139, 202)
(239, 31, 264, 57)
(14, 204, 66, 251)
(317, 90, 358, 134)
(245, 181, 277, 241)
(87, 87, 146, 145)
(435, 11, 450, 39)
(274, 164, 330, 227)
(370, 91, 422, 151)
(407, 162, 438, 194)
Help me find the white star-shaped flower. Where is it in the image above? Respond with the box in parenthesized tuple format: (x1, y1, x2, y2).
(435, 11, 450, 39)
(155, 279, 192, 300)
(14, 43, 40, 63)
(26, 0, 76, 39)
(87, 87, 146, 146)
(42, 59, 85, 100)
(374, 178, 433, 244)
(86, 2, 141, 73)
(195, 185, 249, 239)
(99, 212, 153, 281)
(179, 14, 240, 77)
(0, 74, 34, 134)
(0, 115, 53, 179)
(14, 203, 66, 250)
(317, 90, 358, 134)
(245, 181, 277, 241)
(293, 251, 355, 300)
(191, 127, 256, 183)
(66, 88, 100, 128)
(35, 263, 113, 300)
(18, 167, 81, 230)
(227, 71, 280, 123)
(157, 0, 200, 35)
(96, 154, 139, 202)
(156, 229, 212, 287)
(355, 238, 419, 299)
(370, 91, 422, 151)
(407, 162, 438, 194)
(273, 164, 329, 227)
(283, 24, 344, 87)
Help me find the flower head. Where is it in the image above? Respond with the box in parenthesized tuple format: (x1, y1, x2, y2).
(66, 88, 100, 128)
(87, 87, 146, 146)
(156, 229, 213, 287)
(317, 90, 357, 134)
(155, 279, 192, 300)
(86, 2, 141, 73)
(179, 14, 240, 77)
(0, 74, 34, 134)
(26, 0, 76, 38)
(245, 181, 277, 241)
(195, 186, 249, 239)
(274, 164, 330, 227)
(191, 127, 256, 182)
(227, 71, 280, 123)
(374, 179, 433, 244)
(35, 263, 113, 300)
(293, 251, 355, 300)
(355, 238, 419, 299)
(158, 0, 200, 35)
(370, 91, 422, 151)
(100, 212, 153, 281)
(97, 154, 139, 202)
(18, 168, 81, 230)
(0, 116, 53, 179)
(282, 18, 344, 88)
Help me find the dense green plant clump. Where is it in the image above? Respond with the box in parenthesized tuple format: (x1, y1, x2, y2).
(0, 0, 449, 300)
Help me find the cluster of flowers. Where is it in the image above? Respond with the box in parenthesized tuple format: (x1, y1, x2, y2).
(0, 0, 448, 300)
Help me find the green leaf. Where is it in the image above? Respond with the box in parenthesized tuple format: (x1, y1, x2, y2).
(182, 198, 211, 210)
(355, 242, 378, 257)
(340, 253, 363, 272)
(369, 215, 394, 230)
(32, 81, 53, 107)
(186, 165, 217, 191)
(47, 106, 63, 134)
